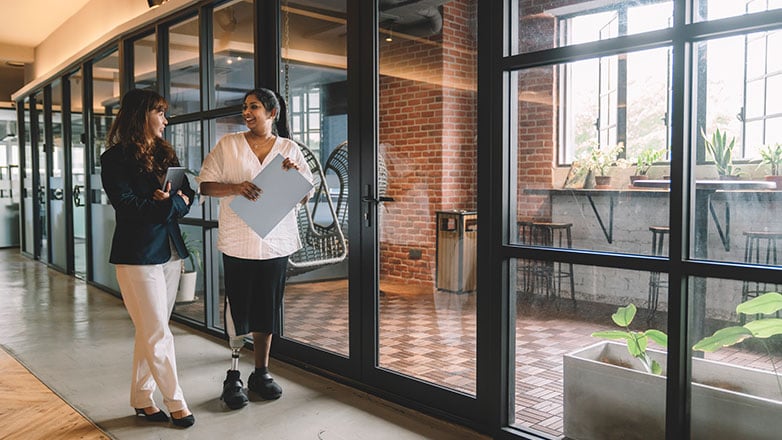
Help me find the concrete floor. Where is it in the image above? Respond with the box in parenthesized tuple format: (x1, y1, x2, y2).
(0, 249, 486, 440)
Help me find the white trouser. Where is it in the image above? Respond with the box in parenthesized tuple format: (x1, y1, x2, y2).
(116, 257, 187, 413)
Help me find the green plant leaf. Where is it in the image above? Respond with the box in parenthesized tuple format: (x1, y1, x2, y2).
(611, 303, 636, 327)
(744, 318, 782, 339)
(736, 292, 782, 316)
(692, 326, 753, 352)
(627, 334, 646, 357)
(651, 360, 662, 375)
(644, 329, 668, 347)
(591, 330, 630, 340)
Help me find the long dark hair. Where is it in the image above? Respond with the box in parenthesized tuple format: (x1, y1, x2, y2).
(243, 88, 290, 138)
(106, 88, 178, 175)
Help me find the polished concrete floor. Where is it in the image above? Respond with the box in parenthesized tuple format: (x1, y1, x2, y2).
(0, 249, 485, 440)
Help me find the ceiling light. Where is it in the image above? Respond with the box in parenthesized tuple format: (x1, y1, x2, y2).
(5, 61, 25, 68)
(147, 0, 168, 8)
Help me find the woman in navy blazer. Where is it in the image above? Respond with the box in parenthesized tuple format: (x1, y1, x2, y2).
(100, 88, 196, 428)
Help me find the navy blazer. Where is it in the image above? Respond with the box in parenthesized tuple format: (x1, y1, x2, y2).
(100, 145, 196, 265)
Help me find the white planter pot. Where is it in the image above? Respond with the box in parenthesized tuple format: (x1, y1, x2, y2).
(564, 341, 782, 440)
(176, 271, 198, 303)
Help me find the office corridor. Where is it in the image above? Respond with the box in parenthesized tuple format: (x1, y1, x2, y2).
(0, 249, 484, 440)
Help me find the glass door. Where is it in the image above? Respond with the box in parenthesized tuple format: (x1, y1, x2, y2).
(369, 0, 479, 415)
(35, 92, 48, 263)
(48, 80, 68, 272)
(88, 49, 120, 292)
(21, 98, 34, 257)
(70, 69, 87, 278)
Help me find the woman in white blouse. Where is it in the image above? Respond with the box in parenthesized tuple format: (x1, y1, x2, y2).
(197, 88, 312, 410)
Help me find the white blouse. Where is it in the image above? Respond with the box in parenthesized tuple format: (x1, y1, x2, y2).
(197, 132, 313, 260)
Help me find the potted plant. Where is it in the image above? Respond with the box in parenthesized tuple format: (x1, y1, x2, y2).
(176, 231, 202, 303)
(573, 142, 625, 189)
(702, 127, 741, 180)
(564, 300, 782, 440)
(629, 147, 666, 186)
(757, 143, 782, 188)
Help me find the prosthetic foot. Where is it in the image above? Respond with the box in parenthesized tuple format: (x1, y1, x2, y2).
(220, 337, 248, 409)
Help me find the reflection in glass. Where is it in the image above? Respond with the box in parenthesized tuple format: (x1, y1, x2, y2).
(0, 108, 20, 248)
(377, 0, 478, 392)
(212, 0, 254, 109)
(512, 262, 669, 438)
(22, 99, 34, 256)
(689, 276, 782, 439)
(169, 16, 200, 115)
(513, 0, 672, 55)
(36, 94, 47, 263)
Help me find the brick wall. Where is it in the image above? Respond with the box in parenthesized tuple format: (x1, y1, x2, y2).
(379, 1, 477, 287)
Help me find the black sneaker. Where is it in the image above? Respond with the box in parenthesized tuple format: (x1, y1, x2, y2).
(248, 371, 282, 400)
(221, 369, 248, 409)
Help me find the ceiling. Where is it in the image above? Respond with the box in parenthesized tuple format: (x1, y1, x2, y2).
(0, 0, 92, 49)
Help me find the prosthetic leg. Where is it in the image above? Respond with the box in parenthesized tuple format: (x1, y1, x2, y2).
(220, 336, 249, 409)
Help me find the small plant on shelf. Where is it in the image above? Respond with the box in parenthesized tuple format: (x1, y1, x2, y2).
(592, 303, 669, 374)
(702, 127, 741, 179)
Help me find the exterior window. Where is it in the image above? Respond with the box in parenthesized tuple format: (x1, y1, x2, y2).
(560, 3, 672, 164)
(288, 87, 321, 157)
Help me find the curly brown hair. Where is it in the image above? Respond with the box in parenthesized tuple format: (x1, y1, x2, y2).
(106, 88, 179, 175)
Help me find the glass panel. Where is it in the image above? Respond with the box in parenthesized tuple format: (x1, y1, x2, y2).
(512, 262, 669, 438)
(689, 277, 782, 439)
(693, 33, 781, 264)
(169, 16, 200, 116)
(512, 1, 672, 55)
(694, 0, 782, 22)
(172, 224, 205, 325)
(279, 0, 349, 356)
(70, 69, 87, 278)
(511, 50, 672, 254)
(49, 79, 67, 270)
(168, 121, 202, 219)
(0, 108, 20, 248)
(377, 0, 478, 392)
(133, 33, 157, 91)
(91, 49, 120, 291)
(36, 94, 47, 263)
(212, 0, 254, 109)
(22, 99, 34, 256)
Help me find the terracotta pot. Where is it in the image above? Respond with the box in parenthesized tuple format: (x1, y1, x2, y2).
(594, 175, 612, 189)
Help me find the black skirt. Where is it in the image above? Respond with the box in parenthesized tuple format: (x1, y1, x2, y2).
(223, 254, 288, 336)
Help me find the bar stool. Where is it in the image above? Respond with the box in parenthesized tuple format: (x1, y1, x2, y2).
(531, 221, 576, 309)
(517, 221, 535, 295)
(647, 226, 669, 323)
(741, 231, 782, 323)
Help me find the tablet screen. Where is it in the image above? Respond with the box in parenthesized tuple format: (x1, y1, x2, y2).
(164, 167, 187, 192)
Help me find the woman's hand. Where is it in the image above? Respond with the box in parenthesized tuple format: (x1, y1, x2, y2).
(235, 181, 262, 201)
(177, 191, 190, 205)
(282, 157, 300, 171)
(152, 182, 172, 201)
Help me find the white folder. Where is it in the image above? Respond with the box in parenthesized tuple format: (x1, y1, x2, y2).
(229, 153, 313, 238)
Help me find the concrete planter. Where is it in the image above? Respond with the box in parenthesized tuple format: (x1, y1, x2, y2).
(564, 341, 782, 440)
(176, 271, 198, 303)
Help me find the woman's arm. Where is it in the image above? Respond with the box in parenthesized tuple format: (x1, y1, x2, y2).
(201, 181, 261, 201)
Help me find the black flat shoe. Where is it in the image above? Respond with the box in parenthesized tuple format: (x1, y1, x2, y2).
(134, 408, 169, 422)
(171, 413, 195, 428)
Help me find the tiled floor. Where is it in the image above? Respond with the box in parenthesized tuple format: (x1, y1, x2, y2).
(282, 279, 782, 438)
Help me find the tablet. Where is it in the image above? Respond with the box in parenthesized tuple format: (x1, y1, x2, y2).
(163, 167, 187, 192)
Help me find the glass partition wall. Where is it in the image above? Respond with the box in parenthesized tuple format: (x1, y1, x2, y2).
(12, 1, 782, 439)
(502, 1, 782, 439)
